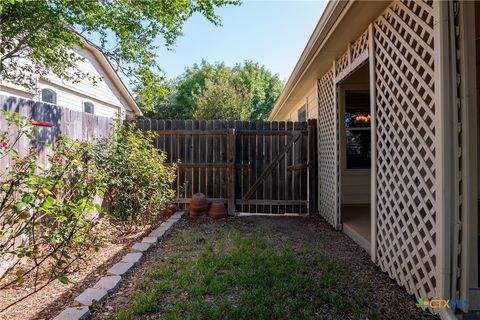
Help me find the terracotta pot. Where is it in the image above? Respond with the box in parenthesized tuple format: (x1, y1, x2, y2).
(162, 207, 173, 219)
(189, 193, 208, 217)
(168, 204, 178, 213)
(164, 210, 173, 219)
(208, 201, 227, 219)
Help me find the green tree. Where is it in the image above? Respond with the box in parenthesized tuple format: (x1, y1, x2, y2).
(0, 0, 239, 111)
(193, 75, 251, 120)
(235, 61, 284, 120)
(146, 60, 283, 120)
(145, 61, 227, 119)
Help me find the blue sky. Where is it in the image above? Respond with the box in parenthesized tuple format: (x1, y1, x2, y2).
(155, 1, 328, 83)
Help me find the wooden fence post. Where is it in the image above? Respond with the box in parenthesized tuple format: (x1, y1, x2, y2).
(227, 128, 236, 215)
(308, 119, 318, 215)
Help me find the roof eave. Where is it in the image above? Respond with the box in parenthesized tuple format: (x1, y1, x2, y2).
(80, 38, 143, 116)
(269, 1, 391, 121)
(268, 0, 347, 121)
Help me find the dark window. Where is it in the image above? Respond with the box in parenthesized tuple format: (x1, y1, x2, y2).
(41, 88, 57, 104)
(345, 91, 371, 169)
(298, 105, 307, 122)
(83, 101, 94, 114)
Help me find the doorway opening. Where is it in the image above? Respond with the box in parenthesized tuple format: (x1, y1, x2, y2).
(338, 63, 372, 254)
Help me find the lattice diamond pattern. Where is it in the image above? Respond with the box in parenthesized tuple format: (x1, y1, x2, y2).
(374, 0, 436, 299)
(317, 69, 339, 228)
(351, 30, 369, 60)
(335, 52, 349, 76)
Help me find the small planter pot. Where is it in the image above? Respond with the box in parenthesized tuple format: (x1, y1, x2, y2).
(208, 201, 227, 219)
(189, 193, 208, 217)
(168, 204, 178, 213)
(162, 207, 173, 219)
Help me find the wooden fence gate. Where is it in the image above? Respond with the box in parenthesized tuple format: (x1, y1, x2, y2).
(135, 119, 317, 215)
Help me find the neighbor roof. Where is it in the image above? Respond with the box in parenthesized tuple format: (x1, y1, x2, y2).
(79, 35, 143, 116)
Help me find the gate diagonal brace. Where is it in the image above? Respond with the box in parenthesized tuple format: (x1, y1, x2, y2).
(242, 132, 301, 201)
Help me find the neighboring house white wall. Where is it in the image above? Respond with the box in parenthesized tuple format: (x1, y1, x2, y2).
(0, 46, 134, 119)
(38, 81, 120, 119)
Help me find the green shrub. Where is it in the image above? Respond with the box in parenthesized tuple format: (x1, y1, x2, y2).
(94, 121, 176, 233)
(0, 111, 105, 311)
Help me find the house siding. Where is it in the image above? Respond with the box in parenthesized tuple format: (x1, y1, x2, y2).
(0, 46, 132, 119)
(38, 80, 120, 118)
(276, 84, 318, 121)
(43, 47, 130, 111)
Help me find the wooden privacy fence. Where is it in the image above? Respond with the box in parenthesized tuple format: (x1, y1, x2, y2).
(0, 95, 115, 171)
(135, 119, 317, 215)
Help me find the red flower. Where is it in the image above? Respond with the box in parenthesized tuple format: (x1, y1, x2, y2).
(0, 140, 7, 151)
(52, 155, 63, 165)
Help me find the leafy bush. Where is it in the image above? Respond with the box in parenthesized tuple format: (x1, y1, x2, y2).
(0, 111, 105, 310)
(0, 112, 175, 311)
(94, 121, 176, 233)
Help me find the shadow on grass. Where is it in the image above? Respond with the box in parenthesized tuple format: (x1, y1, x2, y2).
(113, 227, 382, 320)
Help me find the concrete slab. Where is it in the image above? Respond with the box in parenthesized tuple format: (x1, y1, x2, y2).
(131, 242, 152, 252)
(161, 221, 174, 228)
(106, 262, 134, 276)
(73, 288, 107, 307)
(53, 307, 90, 320)
(341, 205, 371, 255)
(149, 226, 168, 238)
(141, 236, 157, 244)
(172, 211, 184, 219)
(121, 252, 142, 264)
(93, 276, 121, 293)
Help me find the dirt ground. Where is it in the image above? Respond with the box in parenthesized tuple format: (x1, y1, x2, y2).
(0, 227, 151, 320)
(90, 215, 439, 320)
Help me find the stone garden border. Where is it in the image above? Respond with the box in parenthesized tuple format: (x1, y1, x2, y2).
(53, 211, 185, 320)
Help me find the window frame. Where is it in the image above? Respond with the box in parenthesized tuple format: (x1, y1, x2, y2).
(83, 100, 95, 114)
(339, 85, 371, 174)
(40, 87, 57, 105)
(297, 104, 307, 122)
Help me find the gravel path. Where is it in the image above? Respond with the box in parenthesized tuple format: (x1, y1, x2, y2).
(90, 215, 439, 320)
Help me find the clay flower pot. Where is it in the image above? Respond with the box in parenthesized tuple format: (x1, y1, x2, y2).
(208, 201, 227, 219)
(189, 193, 208, 217)
(168, 204, 178, 213)
(162, 207, 173, 219)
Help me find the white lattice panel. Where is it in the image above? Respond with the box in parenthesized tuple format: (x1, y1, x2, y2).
(317, 69, 339, 228)
(373, 0, 436, 299)
(335, 52, 349, 77)
(335, 30, 369, 83)
(351, 30, 369, 61)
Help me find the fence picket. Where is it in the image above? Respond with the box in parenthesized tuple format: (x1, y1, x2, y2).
(0, 96, 115, 172)
(133, 118, 313, 215)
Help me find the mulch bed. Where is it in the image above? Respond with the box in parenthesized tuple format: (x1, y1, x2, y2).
(0, 225, 156, 320)
(89, 215, 439, 320)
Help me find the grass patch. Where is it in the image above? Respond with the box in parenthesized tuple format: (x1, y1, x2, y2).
(113, 228, 381, 319)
